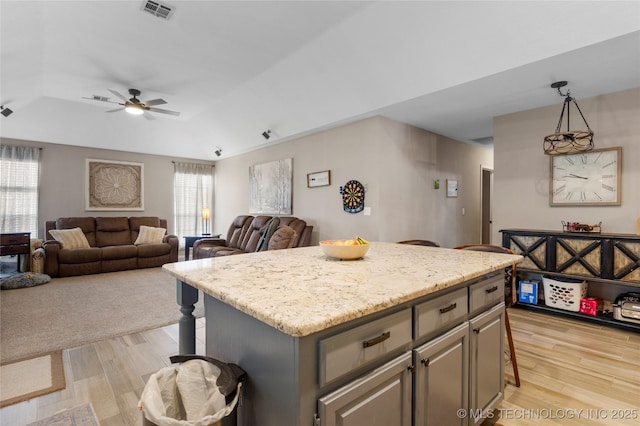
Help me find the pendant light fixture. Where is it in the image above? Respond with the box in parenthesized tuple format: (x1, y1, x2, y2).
(543, 81, 593, 155)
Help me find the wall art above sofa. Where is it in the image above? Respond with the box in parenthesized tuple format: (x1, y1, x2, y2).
(86, 158, 144, 210)
(249, 157, 292, 214)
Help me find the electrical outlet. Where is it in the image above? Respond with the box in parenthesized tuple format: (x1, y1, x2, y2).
(363, 207, 371, 216)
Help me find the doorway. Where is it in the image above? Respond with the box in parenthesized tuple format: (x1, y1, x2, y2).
(481, 166, 493, 244)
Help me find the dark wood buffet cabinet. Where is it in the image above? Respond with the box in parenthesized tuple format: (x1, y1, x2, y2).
(0, 232, 31, 276)
(501, 229, 640, 332)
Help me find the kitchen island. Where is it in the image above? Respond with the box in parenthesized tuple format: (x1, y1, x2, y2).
(163, 242, 522, 426)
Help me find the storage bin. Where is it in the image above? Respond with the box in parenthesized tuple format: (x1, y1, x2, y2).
(518, 280, 539, 305)
(542, 275, 588, 312)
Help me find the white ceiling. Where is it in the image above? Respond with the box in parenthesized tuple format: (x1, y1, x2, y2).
(1, 1, 639, 160)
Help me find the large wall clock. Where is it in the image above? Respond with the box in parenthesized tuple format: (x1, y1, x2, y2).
(550, 147, 621, 206)
(341, 180, 365, 213)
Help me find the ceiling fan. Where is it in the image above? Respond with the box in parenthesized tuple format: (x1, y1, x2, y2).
(84, 88, 180, 119)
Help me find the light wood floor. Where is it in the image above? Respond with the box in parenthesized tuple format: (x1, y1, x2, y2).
(1, 308, 638, 425)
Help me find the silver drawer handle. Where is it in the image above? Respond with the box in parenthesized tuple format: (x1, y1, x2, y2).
(362, 331, 391, 348)
(485, 286, 499, 294)
(439, 303, 457, 314)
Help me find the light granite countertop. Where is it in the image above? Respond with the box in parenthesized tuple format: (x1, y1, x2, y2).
(163, 242, 522, 337)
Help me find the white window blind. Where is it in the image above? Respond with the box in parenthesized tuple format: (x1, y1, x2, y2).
(0, 144, 41, 236)
(173, 162, 213, 244)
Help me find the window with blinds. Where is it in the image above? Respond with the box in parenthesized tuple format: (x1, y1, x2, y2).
(0, 145, 41, 236)
(173, 162, 213, 244)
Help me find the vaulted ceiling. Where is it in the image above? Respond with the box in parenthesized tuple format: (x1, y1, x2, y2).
(1, 1, 639, 160)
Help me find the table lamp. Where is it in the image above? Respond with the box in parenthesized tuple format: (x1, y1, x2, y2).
(202, 208, 210, 235)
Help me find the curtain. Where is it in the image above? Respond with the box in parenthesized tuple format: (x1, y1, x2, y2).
(173, 162, 214, 245)
(0, 144, 41, 236)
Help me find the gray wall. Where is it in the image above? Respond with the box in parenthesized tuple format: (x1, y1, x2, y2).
(213, 116, 492, 248)
(493, 87, 640, 242)
(3, 116, 492, 248)
(0, 137, 214, 239)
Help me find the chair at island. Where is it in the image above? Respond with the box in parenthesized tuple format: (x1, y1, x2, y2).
(453, 243, 521, 388)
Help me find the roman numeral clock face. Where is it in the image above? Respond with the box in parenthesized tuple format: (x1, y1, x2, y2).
(550, 147, 622, 206)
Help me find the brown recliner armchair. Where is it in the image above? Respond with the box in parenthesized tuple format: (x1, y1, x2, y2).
(192, 215, 313, 259)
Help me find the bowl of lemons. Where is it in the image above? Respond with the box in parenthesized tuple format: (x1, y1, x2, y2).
(319, 236, 369, 260)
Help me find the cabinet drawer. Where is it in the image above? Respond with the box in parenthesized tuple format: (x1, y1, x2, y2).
(414, 287, 467, 340)
(0, 233, 30, 245)
(469, 274, 504, 314)
(0, 244, 29, 256)
(319, 308, 412, 386)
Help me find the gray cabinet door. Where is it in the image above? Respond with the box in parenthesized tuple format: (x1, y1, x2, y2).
(318, 352, 412, 426)
(414, 321, 469, 426)
(469, 302, 505, 425)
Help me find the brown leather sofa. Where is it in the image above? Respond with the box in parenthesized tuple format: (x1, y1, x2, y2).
(43, 217, 178, 277)
(192, 215, 313, 258)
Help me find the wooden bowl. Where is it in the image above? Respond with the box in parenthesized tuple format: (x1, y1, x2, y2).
(319, 240, 369, 260)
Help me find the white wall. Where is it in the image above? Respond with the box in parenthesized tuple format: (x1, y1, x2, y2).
(493, 87, 640, 243)
(213, 116, 492, 248)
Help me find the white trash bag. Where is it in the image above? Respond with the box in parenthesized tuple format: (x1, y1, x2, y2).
(139, 355, 245, 426)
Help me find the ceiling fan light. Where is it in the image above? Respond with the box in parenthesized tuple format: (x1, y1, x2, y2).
(125, 104, 144, 115)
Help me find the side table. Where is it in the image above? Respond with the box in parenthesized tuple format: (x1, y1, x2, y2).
(183, 234, 221, 261)
(1, 232, 31, 277)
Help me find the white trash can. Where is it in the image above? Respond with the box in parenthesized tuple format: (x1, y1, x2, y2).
(140, 355, 246, 426)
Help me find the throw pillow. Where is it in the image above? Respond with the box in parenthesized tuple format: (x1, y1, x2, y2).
(268, 226, 297, 250)
(49, 227, 91, 249)
(255, 217, 280, 252)
(134, 225, 167, 245)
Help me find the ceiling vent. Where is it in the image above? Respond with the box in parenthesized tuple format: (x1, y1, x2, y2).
(142, 0, 174, 20)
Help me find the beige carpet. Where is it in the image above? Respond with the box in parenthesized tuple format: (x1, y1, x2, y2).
(0, 351, 65, 408)
(0, 268, 204, 363)
(25, 403, 99, 426)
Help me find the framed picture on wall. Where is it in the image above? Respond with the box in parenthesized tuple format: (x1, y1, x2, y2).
(307, 170, 331, 188)
(86, 159, 144, 210)
(249, 158, 293, 214)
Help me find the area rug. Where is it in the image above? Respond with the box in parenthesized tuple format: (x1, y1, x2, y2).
(25, 403, 99, 426)
(0, 351, 65, 408)
(0, 268, 204, 363)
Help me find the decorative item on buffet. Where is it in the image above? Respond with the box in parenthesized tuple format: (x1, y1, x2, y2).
(613, 292, 640, 325)
(561, 221, 602, 233)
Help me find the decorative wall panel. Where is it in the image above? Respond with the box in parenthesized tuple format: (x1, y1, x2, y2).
(86, 159, 143, 211)
(249, 158, 292, 215)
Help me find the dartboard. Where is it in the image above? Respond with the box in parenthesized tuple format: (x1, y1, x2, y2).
(342, 180, 365, 213)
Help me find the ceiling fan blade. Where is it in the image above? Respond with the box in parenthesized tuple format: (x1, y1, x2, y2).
(105, 107, 124, 113)
(147, 107, 181, 116)
(108, 89, 128, 102)
(143, 98, 167, 107)
(82, 96, 120, 104)
(143, 111, 156, 120)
